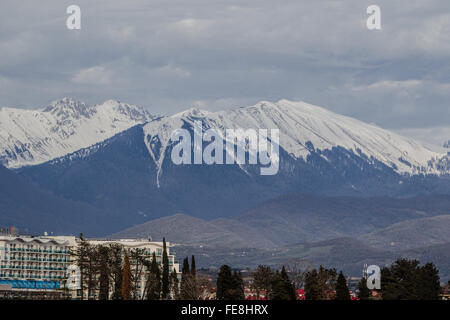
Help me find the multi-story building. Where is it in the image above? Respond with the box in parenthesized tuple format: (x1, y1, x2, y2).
(0, 235, 74, 298)
(0, 234, 179, 299)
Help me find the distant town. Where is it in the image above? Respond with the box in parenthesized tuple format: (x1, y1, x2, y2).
(0, 227, 448, 300)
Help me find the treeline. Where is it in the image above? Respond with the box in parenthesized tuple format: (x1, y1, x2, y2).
(218, 265, 298, 300)
(247, 258, 441, 300)
(73, 235, 442, 301)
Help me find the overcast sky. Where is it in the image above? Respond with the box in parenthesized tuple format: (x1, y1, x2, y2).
(0, 0, 449, 144)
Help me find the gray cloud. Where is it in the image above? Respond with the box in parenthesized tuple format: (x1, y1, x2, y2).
(0, 0, 449, 139)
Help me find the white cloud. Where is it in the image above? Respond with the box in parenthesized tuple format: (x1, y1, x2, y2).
(0, 0, 450, 130)
(395, 126, 450, 148)
(156, 63, 191, 78)
(352, 80, 422, 92)
(72, 66, 114, 85)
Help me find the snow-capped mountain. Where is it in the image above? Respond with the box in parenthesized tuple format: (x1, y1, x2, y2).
(18, 99, 450, 223)
(0, 98, 155, 168)
(143, 99, 448, 178)
(3, 98, 447, 175)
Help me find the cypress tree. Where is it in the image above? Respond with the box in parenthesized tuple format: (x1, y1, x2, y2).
(170, 269, 180, 300)
(147, 252, 161, 300)
(335, 271, 350, 300)
(191, 255, 196, 276)
(182, 257, 190, 274)
(161, 238, 170, 299)
(121, 253, 132, 300)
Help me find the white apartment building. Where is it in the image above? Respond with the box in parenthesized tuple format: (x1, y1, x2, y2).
(0, 235, 74, 292)
(0, 234, 179, 299)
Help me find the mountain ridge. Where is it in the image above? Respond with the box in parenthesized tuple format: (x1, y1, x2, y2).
(0, 98, 155, 168)
(17, 98, 450, 224)
(142, 99, 449, 178)
(2, 98, 449, 175)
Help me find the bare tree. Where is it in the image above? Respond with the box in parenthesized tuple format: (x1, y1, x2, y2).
(180, 273, 198, 299)
(108, 243, 124, 300)
(197, 274, 214, 300)
(283, 258, 314, 290)
(73, 235, 99, 300)
(128, 248, 148, 299)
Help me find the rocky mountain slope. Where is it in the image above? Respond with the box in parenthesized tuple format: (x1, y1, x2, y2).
(0, 98, 155, 168)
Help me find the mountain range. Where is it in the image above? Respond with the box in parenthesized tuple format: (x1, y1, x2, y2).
(110, 205, 450, 279)
(112, 193, 450, 251)
(3, 98, 446, 231)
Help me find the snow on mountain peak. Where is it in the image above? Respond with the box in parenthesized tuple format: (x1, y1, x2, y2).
(172, 107, 212, 119)
(0, 98, 155, 168)
(143, 99, 448, 176)
(0, 97, 447, 176)
(99, 100, 154, 122)
(43, 98, 95, 120)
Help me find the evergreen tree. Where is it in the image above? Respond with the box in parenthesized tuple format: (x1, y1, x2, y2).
(357, 277, 371, 300)
(304, 269, 320, 300)
(270, 267, 296, 300)
(182, 257, 190, 274)
(98, 245, 110, 300)
(252, 265, 273, 299)
(270, 271, 284, 300)
(170, 269, 180, 300)
(180, 257, 191, 299)
(416, 262, 440, 300)
(381, 258, 419, 300)
(381, 258, 441, 300)
(146, 252, 161, 300)
(317, 266, 337, 299)
(161, 238, 170, 299)
(217, 265, 236, 300)
(335, 271, 350, 300)
(191, 255, 196, 276)
(74, 233, 90, 300)
(232, 271, 245, 300)
(121, 253, 132, 300)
